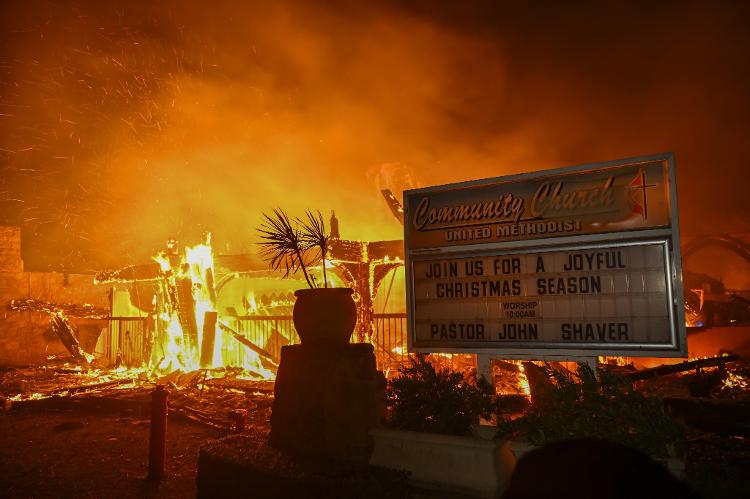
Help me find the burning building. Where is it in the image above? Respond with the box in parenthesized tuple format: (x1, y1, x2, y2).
(2, 1, 750, 496)
(0, 212, 411, 379)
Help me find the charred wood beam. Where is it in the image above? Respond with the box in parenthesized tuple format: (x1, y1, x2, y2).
(522, 361, 555, 407)
(46, 378, 133, 397)
(49, 311, 93, 364)
(9, 299, 109, 319)
(201, 378, 275, 394)
(494, 360, 522, 373)
(170, 406, 227, 429)
(94, 263, 164, 284)
(200, 311, 218, 369)
(176, 278, 199, 356)
(217, 321, 278, 366)
(206, 268, 217, 309)
(381, 189, 404, 225)
(329, 240, 366, 262)
(329, 239, 405, 262)
(367, 240, 405, 260)
(199, 264, 220, 368)
(625, 354, 741, 381)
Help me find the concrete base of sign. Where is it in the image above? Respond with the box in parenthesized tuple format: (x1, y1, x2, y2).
(270, 343, 385, 462)
(369, 427, 515, 498)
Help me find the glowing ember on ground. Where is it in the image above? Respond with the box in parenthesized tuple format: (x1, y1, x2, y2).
(723, 371, 748, 390)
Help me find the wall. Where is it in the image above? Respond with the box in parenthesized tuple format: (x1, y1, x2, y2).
(0, 226, 110, 366)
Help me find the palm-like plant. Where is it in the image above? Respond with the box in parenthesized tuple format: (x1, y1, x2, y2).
(297, 209, 329, 288)
(257, 208, 330, 288)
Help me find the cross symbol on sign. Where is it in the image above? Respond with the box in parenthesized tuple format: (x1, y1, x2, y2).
(628, 169, 657, 220)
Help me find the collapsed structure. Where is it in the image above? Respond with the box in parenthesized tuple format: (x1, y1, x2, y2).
(0, 217, 408, 378)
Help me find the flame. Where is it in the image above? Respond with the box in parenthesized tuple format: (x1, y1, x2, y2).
(152, 252, 172, 273)
(10, 392, 46, 402)
(7, 366, 148, 403)
(148, 235, 273, 379)
(158, 314, 192, 372)
(494, 359, 532, 398)
(429, 352, 455, 359)
(686, 353, 729, 362)
(245, 292, 259, 314)
(723, 371, 748, 390)
(242, 353, 275, 379)
(517, 362, 531, 397)
(599, 356, 629, 366)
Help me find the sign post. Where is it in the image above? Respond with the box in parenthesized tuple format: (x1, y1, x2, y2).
(403, 153, 686, 360)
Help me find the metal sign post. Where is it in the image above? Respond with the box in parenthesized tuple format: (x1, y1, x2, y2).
(403, 153, 686, 361)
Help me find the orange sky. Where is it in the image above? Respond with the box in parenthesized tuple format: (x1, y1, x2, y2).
(1, 0, 749, 271)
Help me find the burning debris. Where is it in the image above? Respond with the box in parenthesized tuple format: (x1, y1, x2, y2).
(94, 234, 276, 378)
(0, 360, 274, 432)
(624, 354, 741, 382)
(9, 299, 110, 320)
(493, 359, 532, 398)
(0, 362, 144, 404)
(8, 299, 107, 364)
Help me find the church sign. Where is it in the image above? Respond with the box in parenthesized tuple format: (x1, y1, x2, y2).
(403, 153, 687, 357)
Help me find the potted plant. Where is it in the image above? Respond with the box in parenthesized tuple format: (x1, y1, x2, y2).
(497, 363, 686, 475)
(369, 355, 516, 498)
(257, 208, 356, 347)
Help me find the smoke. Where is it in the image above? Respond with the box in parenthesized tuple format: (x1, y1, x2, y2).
(1, 0, 749, 270)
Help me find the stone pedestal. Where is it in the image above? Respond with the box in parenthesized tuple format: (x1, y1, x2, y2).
(270, 343, 385, 462)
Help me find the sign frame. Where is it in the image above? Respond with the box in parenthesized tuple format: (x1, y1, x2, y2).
(403, 153, 687, 359)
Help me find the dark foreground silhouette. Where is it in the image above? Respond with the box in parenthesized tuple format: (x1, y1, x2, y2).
(502, 438, 698, 499)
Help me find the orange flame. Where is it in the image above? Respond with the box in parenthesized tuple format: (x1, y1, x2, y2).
(151, 236, 273, 379)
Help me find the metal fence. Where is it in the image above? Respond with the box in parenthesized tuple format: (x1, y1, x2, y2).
(228, 316, 300, 365)
(371, 313, 410, 375)
(100, 317, 150, 367)
(97, 313, 410, 372)
(232, 313, 409, 371)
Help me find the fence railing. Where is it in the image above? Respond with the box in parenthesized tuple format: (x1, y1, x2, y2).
(370, 313, 410, 375)
(97, 313, 410, 372)
(100, 317, 150, 367)
(232, 313, 409, 372)
(228, 316, 300, 366)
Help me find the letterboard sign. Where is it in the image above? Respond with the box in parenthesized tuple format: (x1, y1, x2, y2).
(403, 153, 687, 357)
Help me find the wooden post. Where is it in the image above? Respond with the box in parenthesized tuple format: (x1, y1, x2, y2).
(200, 311, 218, 369)
(148, 385, 169, 480)
(476, 354, 493, 382)
(175, 277, 199, 356)
(230, 408, 248, 433)
(49, 311, 91, 364)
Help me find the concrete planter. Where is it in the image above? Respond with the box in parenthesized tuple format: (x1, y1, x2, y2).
(369, 427, 515, 498)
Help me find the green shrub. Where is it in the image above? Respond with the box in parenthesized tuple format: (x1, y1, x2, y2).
(385, 355, 495, 436)
(497, 363, 684, 457)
